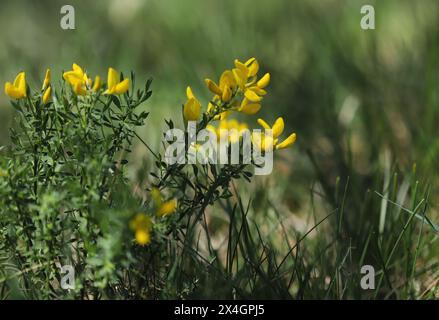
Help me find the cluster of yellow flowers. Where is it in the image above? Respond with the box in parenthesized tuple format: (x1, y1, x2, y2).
(5, 70, 52, 104)
(130, 188, 177, 246)
(63, 63, 129, 96)
(255, 118, 296, 151)
(4, 59, 296, 248)
(183, 57, 270, 122)
(4, 63, 130, 102)
(183, 57, 296, 151)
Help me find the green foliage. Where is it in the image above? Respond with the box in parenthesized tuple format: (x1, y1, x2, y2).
(0, 73, 152, 298)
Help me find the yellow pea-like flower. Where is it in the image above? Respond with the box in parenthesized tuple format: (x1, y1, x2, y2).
(184, 98, 201, 121)
(275, 133, 297, 150)
(245, 57, 259, 77)
(239, 98, 261, 115)
(257, 73, 270, 89)
(42, 69, 51, 90)
(257, 117, 284, 138)
(272, 117, 284, 138)
(205, 69, 236, 103)
(205, 79, 222, 96)
(63, 63, 92, 95)
(63, 63, 85, 86)
(5, 72, 27, 99)
(232, 67, 247, 90)
(219, 70, 236, 88)
(104, 67, 130, 95)
(183, 86, 201, 121)
(256, 117, 296, 151)
(42, 86, 51, 104)
(234, 60, 249, 78)
(244, 88, 263, 102)
(92, 76, 101, 92)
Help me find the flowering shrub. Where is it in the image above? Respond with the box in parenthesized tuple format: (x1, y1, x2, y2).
(0, 59, 296, 299)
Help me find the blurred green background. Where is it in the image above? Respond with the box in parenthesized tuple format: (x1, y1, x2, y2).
(1, 0, 439, 240)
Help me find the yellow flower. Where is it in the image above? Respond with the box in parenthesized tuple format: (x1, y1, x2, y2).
(42, 69, 51, 91)
(63, 63, 88, 96)
(275, 132, 297, 150)
(5, 72, 27, 99)
(63, 64, 102, 96)
(183, 86, 201, 121)
(257, 73, 270, 89)
(232, 57, 259, 88)
(205, 70, 236, 103)
(151, 187, 178, 217)
(104, 67, 129, 95)
(238, 98, 261, 115)
(63, 63, 85, 86)
(42, 86, 51, 104)
(157, 199, 178, 217)
(231, 58, 269, 113)
(129, 214, 152, 246)
(258, 117, 284, 138)
(92, 76, 101, 92)
(254, 117, 296, 151)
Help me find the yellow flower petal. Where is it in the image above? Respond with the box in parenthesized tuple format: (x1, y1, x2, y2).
(183, 98, 201, 121)
(244, 89, 262, 102)
(107, 67, 119, 91)
(5, 82, 23, 99)
(15, 72, 27, 97)
(232, 68, 247, 89)
(221, 86, 232, 102)
(205, 79, 222, 96)
(257, 118, 271, 130)
(219, 70, 235, 89)
(186, 86, 195, 100)
(239, 103, 261, 115)
(257, 73, 270, 89)
(246, 58, 259, 77)
(5, 72, 26, 99)
(113, 78, 130, 95)
(42, 86, 51, 104)
(42, 69, 51, 90)
(234, 60, 249, 77)
(272, 117, 284, 138)
(245, 57, 256, 66)
(248, 86, 267, 96)
(63, 71, 83, 86)
(72, 63, 84, 77)
(276, 133, 297, 150)
(92, 76, 101, 92)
